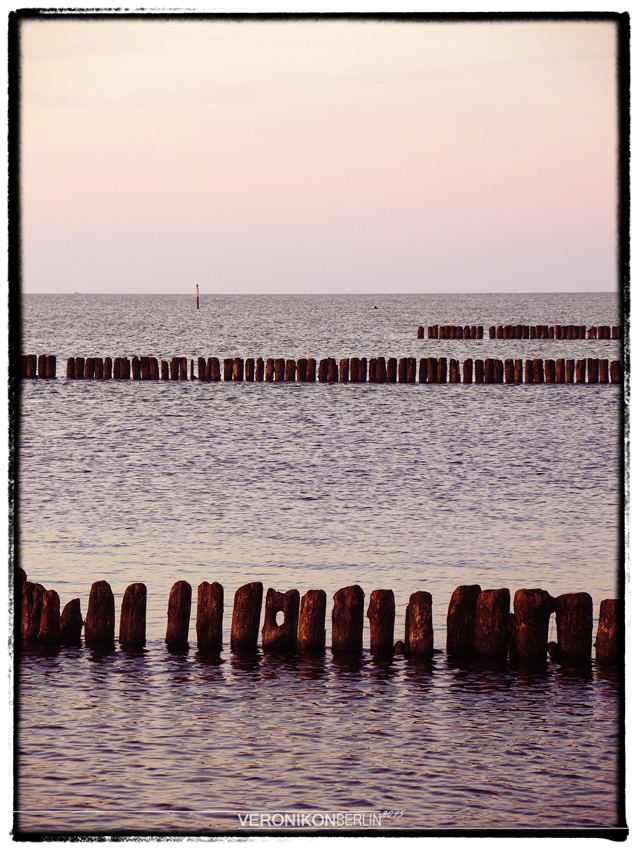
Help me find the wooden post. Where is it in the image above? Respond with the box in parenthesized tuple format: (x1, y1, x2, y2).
(432, 324, 439, 339)
(610, 361, 621, 383)
(245, 358, 255, 381)
(470, 326, 477, 339)
(579, 325, 586, 339)
(512, 589, 554, 661)
(417, 326, 424, 338)
(161, 360, 169, 380)
(66, 358, 75, 378)
(339, 358, 349, 382)
(514, 359, 523, 383)
(474, 359, 484, 383)
(555, 592, 593, 663)
(262, 588, 300, 652)
(427, 327, 433, 339)
(209, 357, 220, 381)
(140, 357, 150, 380)
(398, 358, 408, 383)
(328, 358, 339, 382)
(496, 326, 503, 339)
(179, 357, 188, 380)
(598, 326, 607, 340)
(565, 359, 575, 382)
(367, 589, 395, 656)
(266, 358, 275, 381)
(406, 356, 416, 382)
(531, 359, 543, 383)
(529, 327, 536, 339)
(522, 325, 529, 339)
(198, 357, 207, 380)
(37, 354, 46, 377)
(494, 360, 504, 383)
(484, 358, 494, 383)
(274, 358, 286, 381)
(418, 358, 427, 383)
(544, 359, 556, 383)
(489, 326, 496, 339)
(349, 357, 359, 383)
(255, 357, 265, 381)
(524, 360, 534, 383)
(474, 588, 510, 658)
(463, 358, 473, 383)
(19, 355, 27, 378)
(113, 357, 122, 380)
(122, 358, 131, 379)
(132, 356, 141, 380)
(446, 585, 481, 658)
(37, 589, 60, 645)
(449, 358, 460, 383)
(285, 359, 296, 381)
(190, 359, 194, 380)
(165, 580, 192, 648)
(464, 326, 470, 339)
(75, 357, 85, 379)
(298, 589, 326, 653)
(297, 358, 308, 382)
(22, 582, 45, 641)
(230, 582, 263, 652)
(94, 358, 103, 379)
(196, 581, 224, 653)
(477, 326, 484, 339)
(318, 359, 328, 382)
(587, 358, 599, 384)
(60, 598, 83, 645)
(555, 358, 565, 383)
(516, 325, 523, 339)
(404, 591, 433, 658)
(233, 357, 244, 381)
(46, 355, 56, 379)
(85, 580, 115, 647)
(595, 599, 619, 664)
(548, 326, 554, 339)
(357, 358, 367, 382)
(119, 583, 147, 648)
(223, 358, 233, 381)
(427, 357, 437, 383)
(332, 585, 364, 654)
(386, 358, 397, 383)
(375, 357, 386, 383)
(148, 357, 158, 380)
(170, 357, 179, 380)
(599, 359, 609, 383)
(504, 359, 514, 383)
(437, 357, 447, 383)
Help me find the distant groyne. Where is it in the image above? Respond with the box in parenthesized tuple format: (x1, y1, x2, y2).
(20, 354, 623, 384)
(18, 569, 619, 667)
(417, 323, 623, 340)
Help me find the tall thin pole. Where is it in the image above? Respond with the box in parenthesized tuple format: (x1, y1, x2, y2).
(196, 284, 199, 310)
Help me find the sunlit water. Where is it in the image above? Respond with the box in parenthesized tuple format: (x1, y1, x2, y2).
(16, 293, 624, 834)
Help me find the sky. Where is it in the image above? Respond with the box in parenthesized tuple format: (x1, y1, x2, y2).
(19, 17, 619, 294)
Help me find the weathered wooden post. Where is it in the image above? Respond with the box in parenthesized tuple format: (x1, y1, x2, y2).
(418, 358, 427, 383)
(598, 325, 607, 340)
(285, 359, 296, 381)
(494, 359, 503, 383)
(404, 591, 433, 658)
(417, 326, 424, 339)
(60, 598, 83, 645)
(375, 357, 386, 383)
(513, 359, 523, 383)
(75, 357, 85, 379)
(149, 357, 159, 379)
(84, 357, 95, 379)
(140, 356, 150, 380)
(233, 357, 244, 381)
(470, 326, 477, 339)
(328, 358, 339, 382)
(122, 358, 131, 379)
(349, 357, 360, 383)
(512, 589, 554, 661)
(427, 327, 433, 339)
(245, 358, 255, 381)
(446, 585, 481, 658)
(332, 585, 364, 654)
(66, 358, 75, 379)
(524, 360, 534, 383)
(46, 355, 56, 379)
(598, 359, 609, 383)
(437, 357, 447, 383)
(170, 357, 179, 380)
(262, 588, 300, 652)
(554, 592, 593, 663)
(587, 358, 599, 384)
(575, 359, 586, 383)
(407, 357, 416, 383)
(190, 359, 195, 380)
(274, 358, 285, 381)
(198, 357, 207, 380)
(516, 324, 523, 339)
(119, 583, 147, 648)
(179, 357, 188, 380)
(432, 324, 439, 338)
(449, 358, 460, 383)
(532, 359, 544, 383)
(463, 358, 473, 383)
(85, 580, 115, 647)
(484, 358, 494, 383)
(474, 359, 484, 383)
(94, 358, 104, 379)
(474, 588, 510, 659)
(37, 589, 60, 645)
(555, 358, 565, 383)
(22, 582, 45, 641)
(529, 326, 536, 339)
(196, 581, 224, 653)
(230, 581, 263, 652)
(522, 325, 529, 339)
(161, 360, 169, 380)
(266, 358, 275, 381)
(464, 326, 471, 339)
(165, 580, 192, 648)
(223, 358, 233, 381)
(565, 359, 575, 382)
(610, 361, 621, 383)
(544, 359, 555, 383)
(398, 358, 408, 383)
(504, 359, 514, 383)
(255, 357, 265, 381)
(209, 357, 220, 381)
(426, 357, 437, 383)
(367, 589, 395, 656)
(339, 358, 349, 382)
(297, 358, 308, 382)
(318, 359, 328, 382)
(595, 599, 619, 664)
(37, 354, 46, 378)
(132, 356, 141, 380)
(489, 326, 496, 339)
(113, 357, 122, 379)
(496, 326, 503, 339)
(386, 357, 396, 383)
(298, 589, 326, 653)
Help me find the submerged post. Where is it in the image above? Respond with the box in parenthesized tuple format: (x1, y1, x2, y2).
(119, 583, 147, 648)
(196, 581, 224, 653)
(554, 592, 593, 663)
(230, 582, 263, 652)
(85, 580, 115, 647)
(332, 585, 364, 655)
(594, 599, 619, 664)
(367, 589, 395, 656)
(298, 589, 326, 653)
(165, 580, 192, 649)
(37, 589, 61, 646)
(60, 598, 83, 645)
(512, 589, 554, 661)
(404, 591, 433, 658)
(262, 588, 300, 652)
(446, 585, 481, 658)
(21, 582, 45, 642)
(474, 588, 510, 659)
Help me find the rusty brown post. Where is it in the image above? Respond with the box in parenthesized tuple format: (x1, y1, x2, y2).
(332, 585, 364, 654)
(449, 359, 460, 383)
(610, 361, 621, 383)
(437, 357, 447, 383)
(46, 355, 56, 379)
(75, 357, 85, 379)
(60, 599, 83, 645)
(514, 359, 523, 383)
(161, 360, 169, 380)
(349, 357, 359, 383)
(230, 581, 263, 652)
(328, 358, 339, 382)
(496, 326, 503, 339)
(22, 582, 45, 641)
(544, 359, 555, 383)
(489, 326, 496, 339)
(357, 357, 367, 382)
(285, 359, 296, 381)
(375, 357, 386, 383)
(223, 358, 233, 381)
(262, 588, 300, 652)
(266, 358, 275, 381)
(531, 359, 543, 383)
(598, 359, 609, 383)
(523, 360, 533, 383)
(132, 356, 141, 380)
(595, 599, 619, 664)
(587, 358, 599, 384)
(198, 357, 207, 380)
(148, 357, 158, 379)
(463, 358, 473, 383)
(233, 357, 244, 381)
(575, 359, 586, 383)
(298, 589, 326, 653)
(484, 358, 494, 383)
(339, 358, 349, 382)
(512, 589, 554, 661)
(190, 359, 194, 380)
(504, 359, 514, 383)
(119, 583, 147, 648)
(432, 324, 439, 338)
(404, 591, 433, 658)
(165, 580, 192, 648)
(474, 588, 510, 658)
(37, 589, 60, 646)
(255, 357, 264, 381)
(470, 326, 477, 339)
(318, 359, 328, 382)
(275, 357, 286, 381)
(427, 357, 437, 383)
(367, 589, 395, 656)
(85, 580, 115, 647)
(554, 592, 593, 663)
(66, 358, 75, 378)
(170, 357, 179, 380)
(418, 358, 427, 383)
(94, 358, 103, 379)
(446, 585, 481, 658)
(196, 581, 224, 653)
(417, 326, 424, 339)
(565, 359, 575, 382)
(245, 358, 255, 381)
(385, 357, 396, 383)
(494, 360, 503, 383)
(37, 354, 46, 378)
(296, 358, 307, 382)
(474, 359, 484, 383)
(555, 359, 565, 383)
(139, 356, 150, 380)
(398, 358, 408, 383)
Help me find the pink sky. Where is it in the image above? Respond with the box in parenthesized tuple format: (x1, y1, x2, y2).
(20, 19, 618, 293)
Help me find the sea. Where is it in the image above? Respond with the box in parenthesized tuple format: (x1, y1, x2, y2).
(15, 292, 625, 836)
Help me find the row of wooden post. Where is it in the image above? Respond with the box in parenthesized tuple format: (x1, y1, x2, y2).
(419, 324, 622, 340)
(22, 355, 622, 384)
(18, 569, 619, 665)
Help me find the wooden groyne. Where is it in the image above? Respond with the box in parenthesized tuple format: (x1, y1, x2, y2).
(17, 569, 619, 666)
(418, 324, 622, 340)
(20, 355, 623, 384)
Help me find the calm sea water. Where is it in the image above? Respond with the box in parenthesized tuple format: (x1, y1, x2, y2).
(16, 293, 624, 835)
